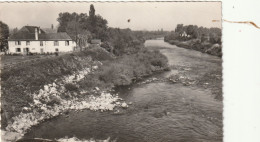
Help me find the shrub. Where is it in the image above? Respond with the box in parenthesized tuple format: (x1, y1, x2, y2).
(81, 47, 114, 61)
(99, 63, 134, 86)
(97, 48, 168, 86)
(64, 83, 78, 91)
(78, 73, 113, 90)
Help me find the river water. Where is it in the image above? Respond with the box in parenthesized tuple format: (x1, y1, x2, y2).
(23, 39, 223, 142)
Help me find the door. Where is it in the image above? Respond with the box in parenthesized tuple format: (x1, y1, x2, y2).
(40, 48, 44, 54)
(26, 48, 29, 53)
(23, 48, 29, 55)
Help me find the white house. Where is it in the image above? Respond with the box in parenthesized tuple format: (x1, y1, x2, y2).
(180, 31, 188, 37)
(8, 26, 76, 54)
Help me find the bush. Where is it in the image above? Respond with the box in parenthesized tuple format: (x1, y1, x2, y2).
(79, 48, 169, 90)
(78, 73, 113, 90)
(97, 48, 168, 86)
(81, 47, 114, 61)
(99, 63, 134, 86)
(64, 83, 78, 91)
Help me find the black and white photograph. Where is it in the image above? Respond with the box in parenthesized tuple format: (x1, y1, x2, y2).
(0, 1, 224, 142)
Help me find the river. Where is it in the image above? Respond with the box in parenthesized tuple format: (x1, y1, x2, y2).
(22, 39, 223, 142)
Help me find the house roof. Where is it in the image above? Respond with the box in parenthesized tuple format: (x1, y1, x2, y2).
(8, 25, 72, 41)
(42, 28, 57, 33)
(21, 26, 46, 34)
(8, 32, 72, 41)
(39, 33, 72, 40)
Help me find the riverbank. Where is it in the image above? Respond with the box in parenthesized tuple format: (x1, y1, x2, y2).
(17, 39, 222, 142)
(165, 39, 222, 57)
(1, 47, 112, 128)
(1, 46, 169, 141)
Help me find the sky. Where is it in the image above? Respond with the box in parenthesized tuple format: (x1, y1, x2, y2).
(0, 2, 222, 31)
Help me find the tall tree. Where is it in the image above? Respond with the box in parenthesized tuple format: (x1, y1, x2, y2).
(89, 4, 95, 17)
(87, 4, 97, 34)
(0, 21, 9, 52)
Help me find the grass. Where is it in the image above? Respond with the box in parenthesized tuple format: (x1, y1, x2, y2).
(1, 53, 72, 69)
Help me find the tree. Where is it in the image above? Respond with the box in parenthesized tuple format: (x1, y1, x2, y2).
(175, 24, 184, 35)
(57, 12, 90, 47)
(86, 4, 108, 40)
(66, 20, 82, 43)
(12, 27, 18, 35)
(186, 25, 194, 36)
(184, 25, 199, 38)
(209, 32, 221, 44)
(91, 15, 108, 40)
(58, 5, 108, 41)
(57, 12, 72, 32)
(0, 21, 9, 52)
(89, 4, 95, 18)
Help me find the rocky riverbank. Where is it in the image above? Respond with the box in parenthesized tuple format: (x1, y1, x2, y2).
(2, 63, 132, 141)
(1, 46, 169, 141)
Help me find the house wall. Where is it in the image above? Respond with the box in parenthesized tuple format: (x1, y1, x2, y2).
(8, 40, 76, 54)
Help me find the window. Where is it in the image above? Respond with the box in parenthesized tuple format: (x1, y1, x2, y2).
(65, 41, 69, 46)
(54, 41, 59, 46)
(26, 41, 30, 46)
(16, 48, 21, 52)
(40, 41, 43, 46)
(15, 41, 21, 45)
(55, 48, 59, 52)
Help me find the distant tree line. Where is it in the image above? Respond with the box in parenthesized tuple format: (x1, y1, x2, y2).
(132, 30, 169, 40)
(165, 24, 222, 44)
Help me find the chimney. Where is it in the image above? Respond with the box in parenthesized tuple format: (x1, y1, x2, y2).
(35, 28, 38, 40)
(39, 27, 41, 34)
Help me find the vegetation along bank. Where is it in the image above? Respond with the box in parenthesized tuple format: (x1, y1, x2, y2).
(164, 24, 222, 57)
